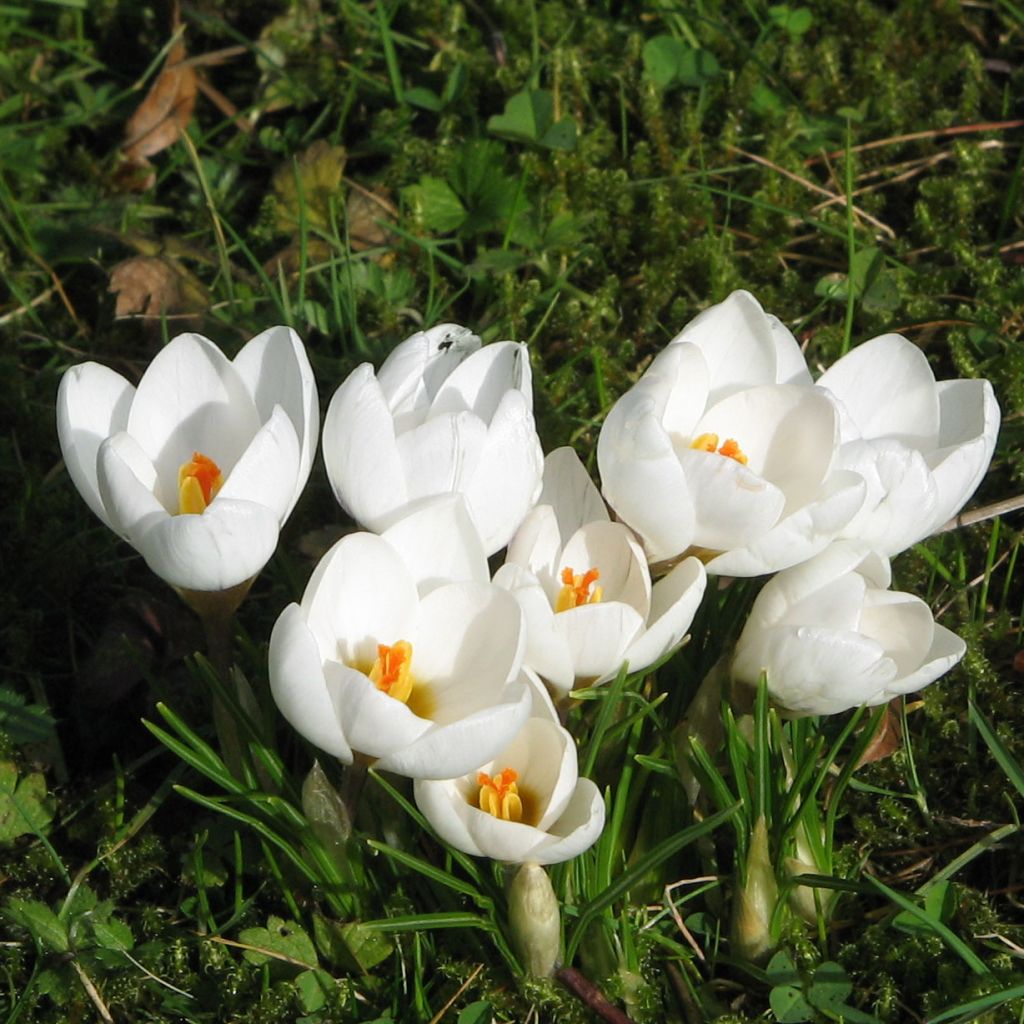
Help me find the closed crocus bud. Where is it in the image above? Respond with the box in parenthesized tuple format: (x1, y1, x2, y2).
(495, 447, 706, 695)
(597, 291, 864, 577)
(302, 761, 352, 849)
(508, 862, 561, 977)
(56, 327, 318, 594)
(269, 504, 532, 779)
(784, 822, 832, 925)
(732, 541, 966, 716)
(414, 673, 605, 864)
(817, 333, 1000, 557)
(731, 816, 778, 963)
(323, 324, 544, 555)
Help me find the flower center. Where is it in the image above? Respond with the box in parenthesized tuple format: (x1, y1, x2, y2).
(177, 452, 224, 515)
(690, 432, 748, 465)
(368, 641, 415, 704)
(555, 567, 603, 613)
(477, 768, 523, 822)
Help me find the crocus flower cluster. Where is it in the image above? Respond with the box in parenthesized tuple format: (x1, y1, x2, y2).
(57, 291, 999, 867)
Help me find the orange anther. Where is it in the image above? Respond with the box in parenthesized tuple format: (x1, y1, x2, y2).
(368, 640, 414, 704)
(555, 566, 603, 612)
(177, 451, 223, 515)
(477, 768, 523, 821)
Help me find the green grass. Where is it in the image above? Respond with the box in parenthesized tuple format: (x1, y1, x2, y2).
(2, 1, 1024, 1021)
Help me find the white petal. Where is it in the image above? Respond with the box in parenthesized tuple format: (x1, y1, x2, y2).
(323, 364, 407, 529)
(488, 716, 578, 829)
(414, 583, 525, 716)
(559, 521, 651, 617)
(649, 342, 711, 441)
(734, 624, 896, 717)
(925, 379, 1000, 531)
(126, 333, 261, 492)
(738, 540, 883, 633)
(532, 778, 606, 864)
(538, 446, 609, 541)
(767, 314, 812, 386)
(705, 470, 865, 577)
(396, 411, 487, 504)
(380, 495, 490, 594)
(431, 341, 533, 420)
(302, 532, 419, 669)
(216, 405, 301, 522)
(598, 395, 696, 563)
(834, 439, 938, 555)
(494, 564, 575, 693)
(672, 291, 779, 403)
(677, 448, 785, 551)
(694, 384, 838, 513)
(97, 433, 167, 537)
(506, 505, 564, 584)
(460, 389, 544, 554)
(269, 604, 352, 760)
(555, 602, 644, 681)
(414, 777, 485, 856)
(377, 690, 532, 779)
(332, 669, 433, 762)
(377, 324, 480, 422)
(624, 557, 706, 673)
(56, 363, 135, 529)
(858, 590, 936, 677)
(817, 334, 940, 448)
(232, 325, 319, 514)
(135, 499, 280, 590)
(882, 624, 965, 699)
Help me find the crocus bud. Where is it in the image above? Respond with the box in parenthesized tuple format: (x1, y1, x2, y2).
(302, 761, 352, 859)
(784, 821, 832, 925)
(508, 862, 561, 977)
(731, 816, 778, 963)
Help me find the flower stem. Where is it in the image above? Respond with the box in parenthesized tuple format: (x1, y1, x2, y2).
(200, 607, 245, 778)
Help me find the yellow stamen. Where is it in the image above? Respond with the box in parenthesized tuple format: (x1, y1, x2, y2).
(368, 641, 415, 704)
(690, 432, 748, 465)
(554, 566, 603, 613)
(477, 768, 523, 822)
(177, 452, 223, 515)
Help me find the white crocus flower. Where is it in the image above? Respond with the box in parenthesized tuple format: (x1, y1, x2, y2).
(495, 447, 706, 695)
(56, 327, 318, 593)
(731, 541, 965, 716)
(414, 673, 605, 864)
(597, 291, 864, 577)
(268, 515, 531, 779)
(816, 333, 1000, 556)
(322, 323, 544, 555)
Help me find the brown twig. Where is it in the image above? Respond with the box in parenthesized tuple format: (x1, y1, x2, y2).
(726, 145, 896, 239)
(808, 119, 1024, 163)
(555, 967, 637, 1024)
(426, 963, 484, 1024)
(934, 494, 1024, 534)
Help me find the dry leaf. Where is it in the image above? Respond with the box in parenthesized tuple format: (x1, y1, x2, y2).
(123, 38, 197, 164)
(272, 140, 347, 233)
(108, 254, 209, 320)
(346, 186, 397, 254)
(109, 256, 183, 317)
(857, 698, 904, 767)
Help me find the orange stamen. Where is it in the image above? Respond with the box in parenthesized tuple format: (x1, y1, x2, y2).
(555, 566, 603, 613)
(477, 768, 523, 822)
(690, 432, 748, 465)
(368, 640, 414, 704)
(177, 451, 223, 515)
